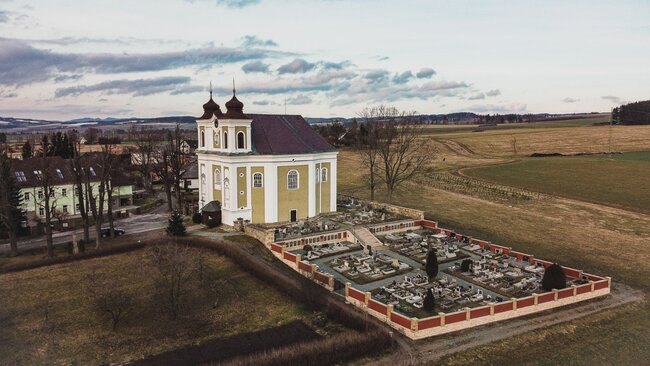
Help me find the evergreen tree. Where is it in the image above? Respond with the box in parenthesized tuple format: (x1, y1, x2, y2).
(0, 150, 26, 256)
(21, 141, 32, 160)
(423, 288, 435, 312)
(166, 210, 186, 236)
(541, 263, 567, 291)
(425, 250, 439, 280)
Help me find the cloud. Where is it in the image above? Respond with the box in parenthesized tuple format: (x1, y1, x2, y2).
(217, 0, 260, 8)
(485, 89, 501, 97)
(286, 95, 312, 105)
(252, 100, 278, 106)
(468, 103, 527, 113)
(54, 76, 192, 97)
(241, 60, 270, 73)
(0, 89, 18, 98)
(0, 11, 10, 23)
(562, 97, 580, 103)
(0, 37, 287, 86)
(241, 35, 278, 48)
(53, 74, 83, 82)
(419, 80, 468, 92)
(602, 95, 621, 103)
(468, 93, 485, 100)
(186, 0, 261, 8)
(320, 60, 352, 70)
(277, 58, 316, 74)
(393, 71, 413, 84)
(364, 69, 390, 83)
(416, 67, 436, 78)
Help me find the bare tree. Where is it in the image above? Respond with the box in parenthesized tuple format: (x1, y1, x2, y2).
(357, 108, 382, 201)
(129, 126, 157, 192)
(169, 125, 189, 213)
(69, 132, 91, 246)
(367, 105, 431, 203)
(82, 127, 100, 145)
(34, 157, 58, 257)
(153, 141, 173, 212)
(148, 242, 196, 319)
(84, 267, 134, 331)
(99, 143, 117, 238)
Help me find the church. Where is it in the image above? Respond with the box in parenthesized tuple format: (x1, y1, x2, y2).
(196, 86, 338, 225)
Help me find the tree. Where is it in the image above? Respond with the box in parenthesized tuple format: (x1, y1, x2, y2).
(69, 132, 91, 247)
(168, 125, 190, 213)
(34, 157, 57, 257)
(166, 210, 186, 236)
(0, 149, 25, 256)
(541, 263, 567, 291)
(129, 126, 157, 191)
(149, 242, 196, 319)
(83, 127, 100, 144)
(84, 267, 134, 331)
(423, 288, 435, 312)
(373, 106, 430, 202)
(99, 142, 118, 238)
(21, 141, 33, 160)
(425, 250, 439, 280)
(356, 109, 381, 201)
(460, 259, 473, 272)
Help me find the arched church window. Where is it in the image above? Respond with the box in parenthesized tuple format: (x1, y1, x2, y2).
(237, 131, 245, 149)
(287, 170, 299, 190)
(223, 131, 228, 149)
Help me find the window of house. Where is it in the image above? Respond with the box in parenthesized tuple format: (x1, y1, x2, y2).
(39, 207, 44, 216)
(61, 188, 67, 197)
(76, 203, 80, 211)
(37, 190, 43, 199)
(62, 205, 68, 214)
(287, 170, 299, 190)
(49, 189, 55, 198)
(321, 168, 328, 182)
(74, 186, 79, 195)
(237, 131, 245, 149)
(24, 192, 30, 201)
(34, 170, 42, 180)
(253, 173, 263, 188)
(214, 169, 221, 189)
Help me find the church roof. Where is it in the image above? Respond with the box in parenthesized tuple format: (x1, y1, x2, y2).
(248, 114, 336, 155)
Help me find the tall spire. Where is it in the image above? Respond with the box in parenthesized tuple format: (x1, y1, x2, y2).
(209, 80, 212, 98)
(232, 77, 236, 96)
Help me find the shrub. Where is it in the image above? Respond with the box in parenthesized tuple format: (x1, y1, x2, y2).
(460, 259, 473, 272)
(166, 210, 186, 236)
(425, 250, 439, 279)
(423, 288, 435, 312)
(192, 212, 202, 224)
(542, 263, 567, 291)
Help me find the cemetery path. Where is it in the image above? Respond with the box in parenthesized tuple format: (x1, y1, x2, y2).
(371, 282, 644, 365)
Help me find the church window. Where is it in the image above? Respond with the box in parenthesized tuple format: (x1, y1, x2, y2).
(287, 170, 299, 190)
(223, 131, 228, 149)
(200, 129, 205, 147)
(214, 169, 221, 189)
(253, 173, 263, 188)
(237, 131, 245, 149)
(321, 168, 328, 182)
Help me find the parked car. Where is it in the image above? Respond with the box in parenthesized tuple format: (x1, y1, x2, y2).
(100, 228, 125, 238)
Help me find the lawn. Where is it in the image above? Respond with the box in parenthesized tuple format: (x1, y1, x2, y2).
(0, 248, 314, 365)
(462, 152, 650, 213)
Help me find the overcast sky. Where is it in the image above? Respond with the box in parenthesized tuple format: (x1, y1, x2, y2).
(0, 0, 648, 120)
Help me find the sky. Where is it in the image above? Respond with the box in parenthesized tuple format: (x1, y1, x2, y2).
(0, 0, 648, 120)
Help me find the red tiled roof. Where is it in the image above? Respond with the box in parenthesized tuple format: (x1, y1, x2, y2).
(248, 114, 336, 155)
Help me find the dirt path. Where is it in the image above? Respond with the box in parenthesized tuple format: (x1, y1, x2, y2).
(373, 282, 645, 365)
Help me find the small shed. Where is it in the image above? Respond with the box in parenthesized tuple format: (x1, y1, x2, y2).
(201, 201, 222, 227)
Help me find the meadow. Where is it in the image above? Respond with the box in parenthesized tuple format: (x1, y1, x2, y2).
(338, 120, 650, 365)
(0, 248, 313, 365)
(463, 152, 650, 213)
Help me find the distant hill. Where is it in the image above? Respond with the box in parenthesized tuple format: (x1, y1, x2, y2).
(613, 100, 650, 125)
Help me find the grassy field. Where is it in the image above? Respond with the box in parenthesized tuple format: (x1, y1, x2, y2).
(416, 116, 610, 136)
(338, 148, 650, 365)
(0, 248, 314, 365)
(462, 152, 650, 213)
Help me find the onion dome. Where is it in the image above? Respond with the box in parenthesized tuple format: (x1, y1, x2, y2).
(223, 87, 248, 119)
(198, 87, 223, 119)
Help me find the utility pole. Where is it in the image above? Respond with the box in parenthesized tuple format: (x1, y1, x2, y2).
(609, 108, 613, 159)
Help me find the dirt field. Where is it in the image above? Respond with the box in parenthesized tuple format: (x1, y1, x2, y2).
(0, 248, 312, 365)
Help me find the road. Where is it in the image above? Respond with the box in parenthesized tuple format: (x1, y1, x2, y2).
(0, 213, 168, 254)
